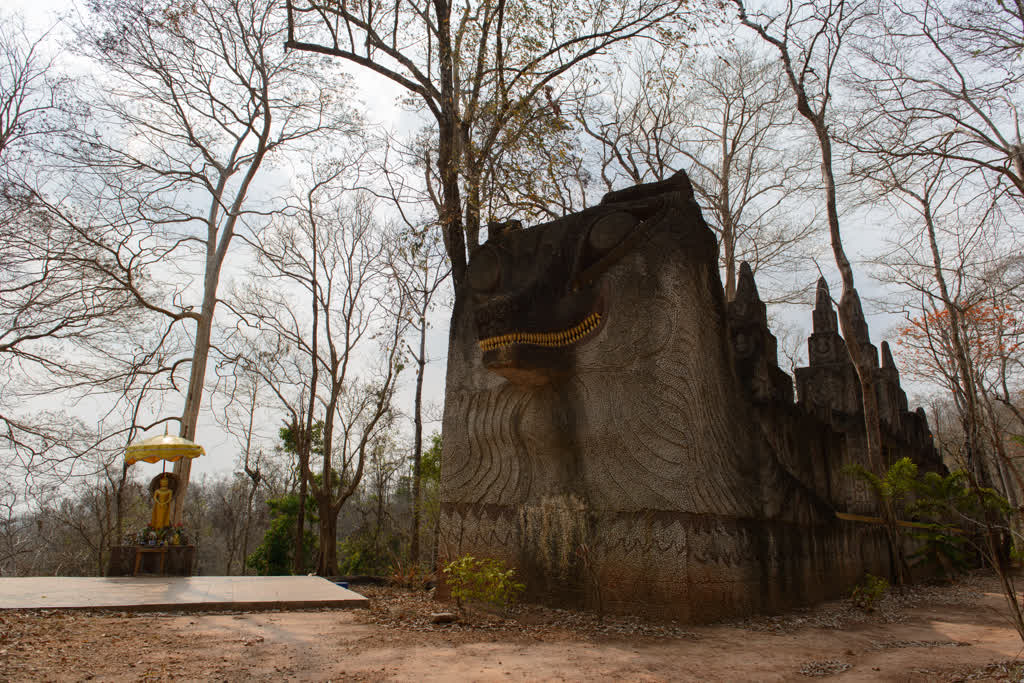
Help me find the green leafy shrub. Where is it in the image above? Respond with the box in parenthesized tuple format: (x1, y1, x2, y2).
(909, 523, 970, 579)
(337, 532, 402, 575)
(442, 555, 524, 611)
(246, 494, 317, 576)
(845, 457, 919, 505)
(850, 573, 889, 613)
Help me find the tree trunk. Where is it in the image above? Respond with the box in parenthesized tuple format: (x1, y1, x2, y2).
(410, 312, 427, 564)
(435, 0, 467, 286)
(319, 499, 339, 576)
(169, 96, 270, 525)
(171, 301, 215, 525)
(294, 437, 310, 575)
(315, 390, 340, 576)
(241, 466, 259, 576)
(722, 216, 737, 301)
(920, 200, 987, 483)
(815, 115, 902, 583)
(296, 210, 321, 574)
(114, 462, 129, 543)
(719, 107, 737, 300)
(463, 161, 482, 254)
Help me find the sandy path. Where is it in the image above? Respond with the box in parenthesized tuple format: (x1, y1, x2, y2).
(2, 574, 1021, 681)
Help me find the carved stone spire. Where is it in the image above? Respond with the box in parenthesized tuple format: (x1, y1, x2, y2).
(736, 262, 757, 299)
(881, 341, 896, 370)
(807, 278, 845, 367)
(875, 340, 908, 425)
(728, 261, 791, 403)
(798, 275, 863, 415)
(732, 261, 767, 327)
(812, 278, 839, 334)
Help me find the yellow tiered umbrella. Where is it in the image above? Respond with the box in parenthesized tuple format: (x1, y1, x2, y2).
(125, 434, 205, 466)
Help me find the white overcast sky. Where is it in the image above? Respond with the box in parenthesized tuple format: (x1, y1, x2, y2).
(5, 0, 932, 481)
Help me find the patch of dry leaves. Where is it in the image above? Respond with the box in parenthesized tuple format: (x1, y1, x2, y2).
(0, 609, 201, 680)
(798, 659, 852, 677)
(355, 584, 700, 640)
(730, 572, 986, 634)
(921, 660, 1024, 682)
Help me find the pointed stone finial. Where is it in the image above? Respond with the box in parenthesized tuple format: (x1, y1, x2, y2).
(729, 261, 768, 327)
(735, 261, 759, 305)
(812, 278, 839, 333)
(815, 277, 830, 307)
(881, 341, 896, 370)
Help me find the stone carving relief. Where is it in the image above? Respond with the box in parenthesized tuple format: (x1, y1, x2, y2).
(440, 170, 942, 622)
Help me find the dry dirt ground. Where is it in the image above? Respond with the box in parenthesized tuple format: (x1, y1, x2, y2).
(2, 572, 1024, 682)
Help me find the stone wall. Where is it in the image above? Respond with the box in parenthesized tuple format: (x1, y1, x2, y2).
(440, 171, 940, 622)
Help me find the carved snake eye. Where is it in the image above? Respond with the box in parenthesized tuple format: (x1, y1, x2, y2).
(468, 245, 501, 292)
(588, 211, 636, 252)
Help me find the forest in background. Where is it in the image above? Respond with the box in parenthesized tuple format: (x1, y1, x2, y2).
(0, 0, 1021, 581)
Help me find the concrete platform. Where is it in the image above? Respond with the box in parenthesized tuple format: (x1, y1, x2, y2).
(0, 576, 368, 612)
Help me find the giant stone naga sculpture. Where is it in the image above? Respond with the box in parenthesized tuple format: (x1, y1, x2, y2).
(439, 171, 941, 622)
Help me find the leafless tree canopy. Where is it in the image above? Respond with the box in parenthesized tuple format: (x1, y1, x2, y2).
(568, 44, 820, 301)
(286, 0, 704, 285)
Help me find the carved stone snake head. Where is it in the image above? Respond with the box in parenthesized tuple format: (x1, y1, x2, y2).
(466, 171, 707, 386)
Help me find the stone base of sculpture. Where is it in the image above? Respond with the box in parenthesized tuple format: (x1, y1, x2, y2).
(106, 545, 195, 577)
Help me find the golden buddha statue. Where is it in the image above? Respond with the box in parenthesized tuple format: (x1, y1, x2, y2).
(150, 475, 174, 529)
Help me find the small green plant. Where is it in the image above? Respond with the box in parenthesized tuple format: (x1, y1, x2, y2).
(442, 555, 524, 611)
(850, 573, 889, 613)
(845, 457, 919, 585)
(909, 523, 970, 579)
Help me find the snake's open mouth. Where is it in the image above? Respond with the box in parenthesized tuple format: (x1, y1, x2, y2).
(478, 313, 602, 352)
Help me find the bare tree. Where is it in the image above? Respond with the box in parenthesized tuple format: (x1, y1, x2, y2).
(229, 178, 408, 575)
(0, 12, 148, 502)
(848, 0, 1024, 209)
(57, 0, 358, 523)
(388, 221, 449, 565)
(286, 0, 704, 287)
(859, 146, 1012, 483)
(572, 43, 819, 301)
(0, 13, 67, 160)
(0, 484, 34, 574)
(213, 364, 271, 575)
(847, 0, 1024, 492)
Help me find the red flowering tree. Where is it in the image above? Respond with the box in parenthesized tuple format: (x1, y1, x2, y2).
(896, 299, 1024, 492)
(896, 302, 1023, 400)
